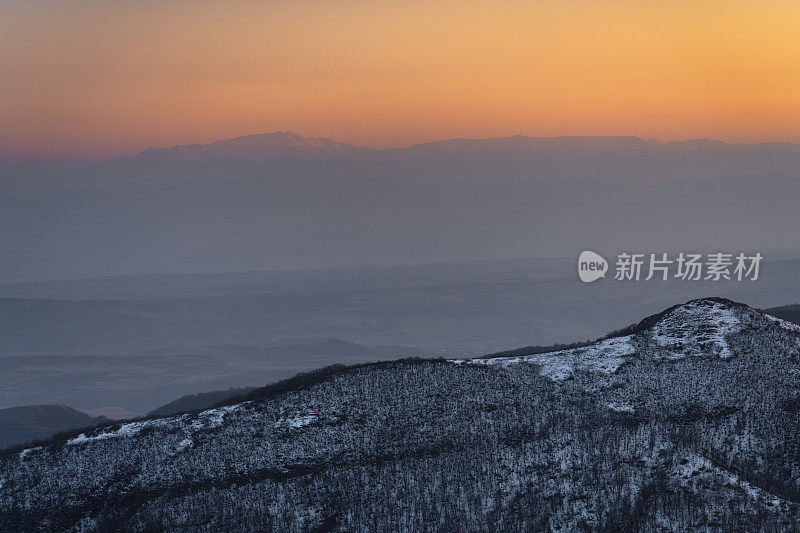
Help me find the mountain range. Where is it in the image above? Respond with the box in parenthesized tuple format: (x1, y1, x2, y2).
(117, 132, 372, 165)
(105, 132, 800, 168)
(7, 132, 800, 195)
(2, 298, 800, 530)
(2, 132, 800, 282)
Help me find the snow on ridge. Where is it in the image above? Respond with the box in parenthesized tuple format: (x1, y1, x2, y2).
(764, 313, 800, 333)
(18, 447, 41, 460)
(454, 335, 636, 381)
(67, 419, 170, 446)
(652, 300, 742, 360)
(66, 402, 249, 446)
(190, 404, 243, 431)
(452, 300, 778, 377)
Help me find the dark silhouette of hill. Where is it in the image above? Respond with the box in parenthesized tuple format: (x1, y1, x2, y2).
(0, 405, 106, 450)
(147, 387, 255, 417)
(766, 303, 800, 326)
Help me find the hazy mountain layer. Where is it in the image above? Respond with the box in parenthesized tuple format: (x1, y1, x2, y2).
(2, 257, 798, 417)
(146, 388, 256, 418)
(3, 133, 800, 282)
(2, 257, 799, 354)
(0, 405, 105, 450)
(0, 338, 425, 418)
(7, 132, 800, 195)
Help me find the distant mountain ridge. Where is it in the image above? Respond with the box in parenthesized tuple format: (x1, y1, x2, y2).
(3, 131, 800, 283)
(111, 132, 800, 165)
(6, 131, 800, 201)
(113, 131, 375, 165)
(0, 405, 106, 450)
(3, 298, 800, 530)
(7, 132, 800, 193)
(147, 387, 256, 418)
(765, 303, 800, 326)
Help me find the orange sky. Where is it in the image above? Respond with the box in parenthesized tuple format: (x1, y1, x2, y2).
(2, 0, 800, 158)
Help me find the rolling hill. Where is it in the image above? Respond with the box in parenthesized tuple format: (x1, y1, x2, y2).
(0, 405, 105, 450)
(2, 298, 799, 530)
(765, 303, 800, 327)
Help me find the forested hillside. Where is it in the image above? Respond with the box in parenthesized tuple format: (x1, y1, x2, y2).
(2, 298, 799, 531)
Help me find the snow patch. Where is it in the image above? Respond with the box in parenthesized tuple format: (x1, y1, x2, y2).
(190, 404, 243, 431)
(67, 403, 248, 446)
(67, 420, 158, 445)
(18, 447, 41, 460)
(606, 402, 635, 413)
(653, 300, 742, 359)
(457, 335, 636, 381)
(275, 414, 319, 429)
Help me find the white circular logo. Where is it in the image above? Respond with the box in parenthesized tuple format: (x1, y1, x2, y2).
(578, 251, 608, 283)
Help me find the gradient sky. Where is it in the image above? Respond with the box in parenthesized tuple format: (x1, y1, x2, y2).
(2, 0, 800, 158)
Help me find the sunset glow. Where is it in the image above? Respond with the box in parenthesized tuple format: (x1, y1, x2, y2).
(2, 0, 800, 158)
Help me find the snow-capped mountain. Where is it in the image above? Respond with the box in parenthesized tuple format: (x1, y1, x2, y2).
(2, 298, 799, 530)
(113, 133, 800, 165)
(9, 132, 800, 194)
(113, 131, 376, 165)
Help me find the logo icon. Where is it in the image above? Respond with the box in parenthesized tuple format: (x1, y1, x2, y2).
(578, 251, 608, 283)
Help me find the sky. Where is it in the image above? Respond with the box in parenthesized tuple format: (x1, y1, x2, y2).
(2, 0, 800, 159)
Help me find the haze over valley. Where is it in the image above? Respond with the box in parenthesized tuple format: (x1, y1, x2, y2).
(2, 254, 800, 418)
(3, 133, 800, 282)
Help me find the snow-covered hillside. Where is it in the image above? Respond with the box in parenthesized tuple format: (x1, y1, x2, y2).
(2, 298, 800, 531)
